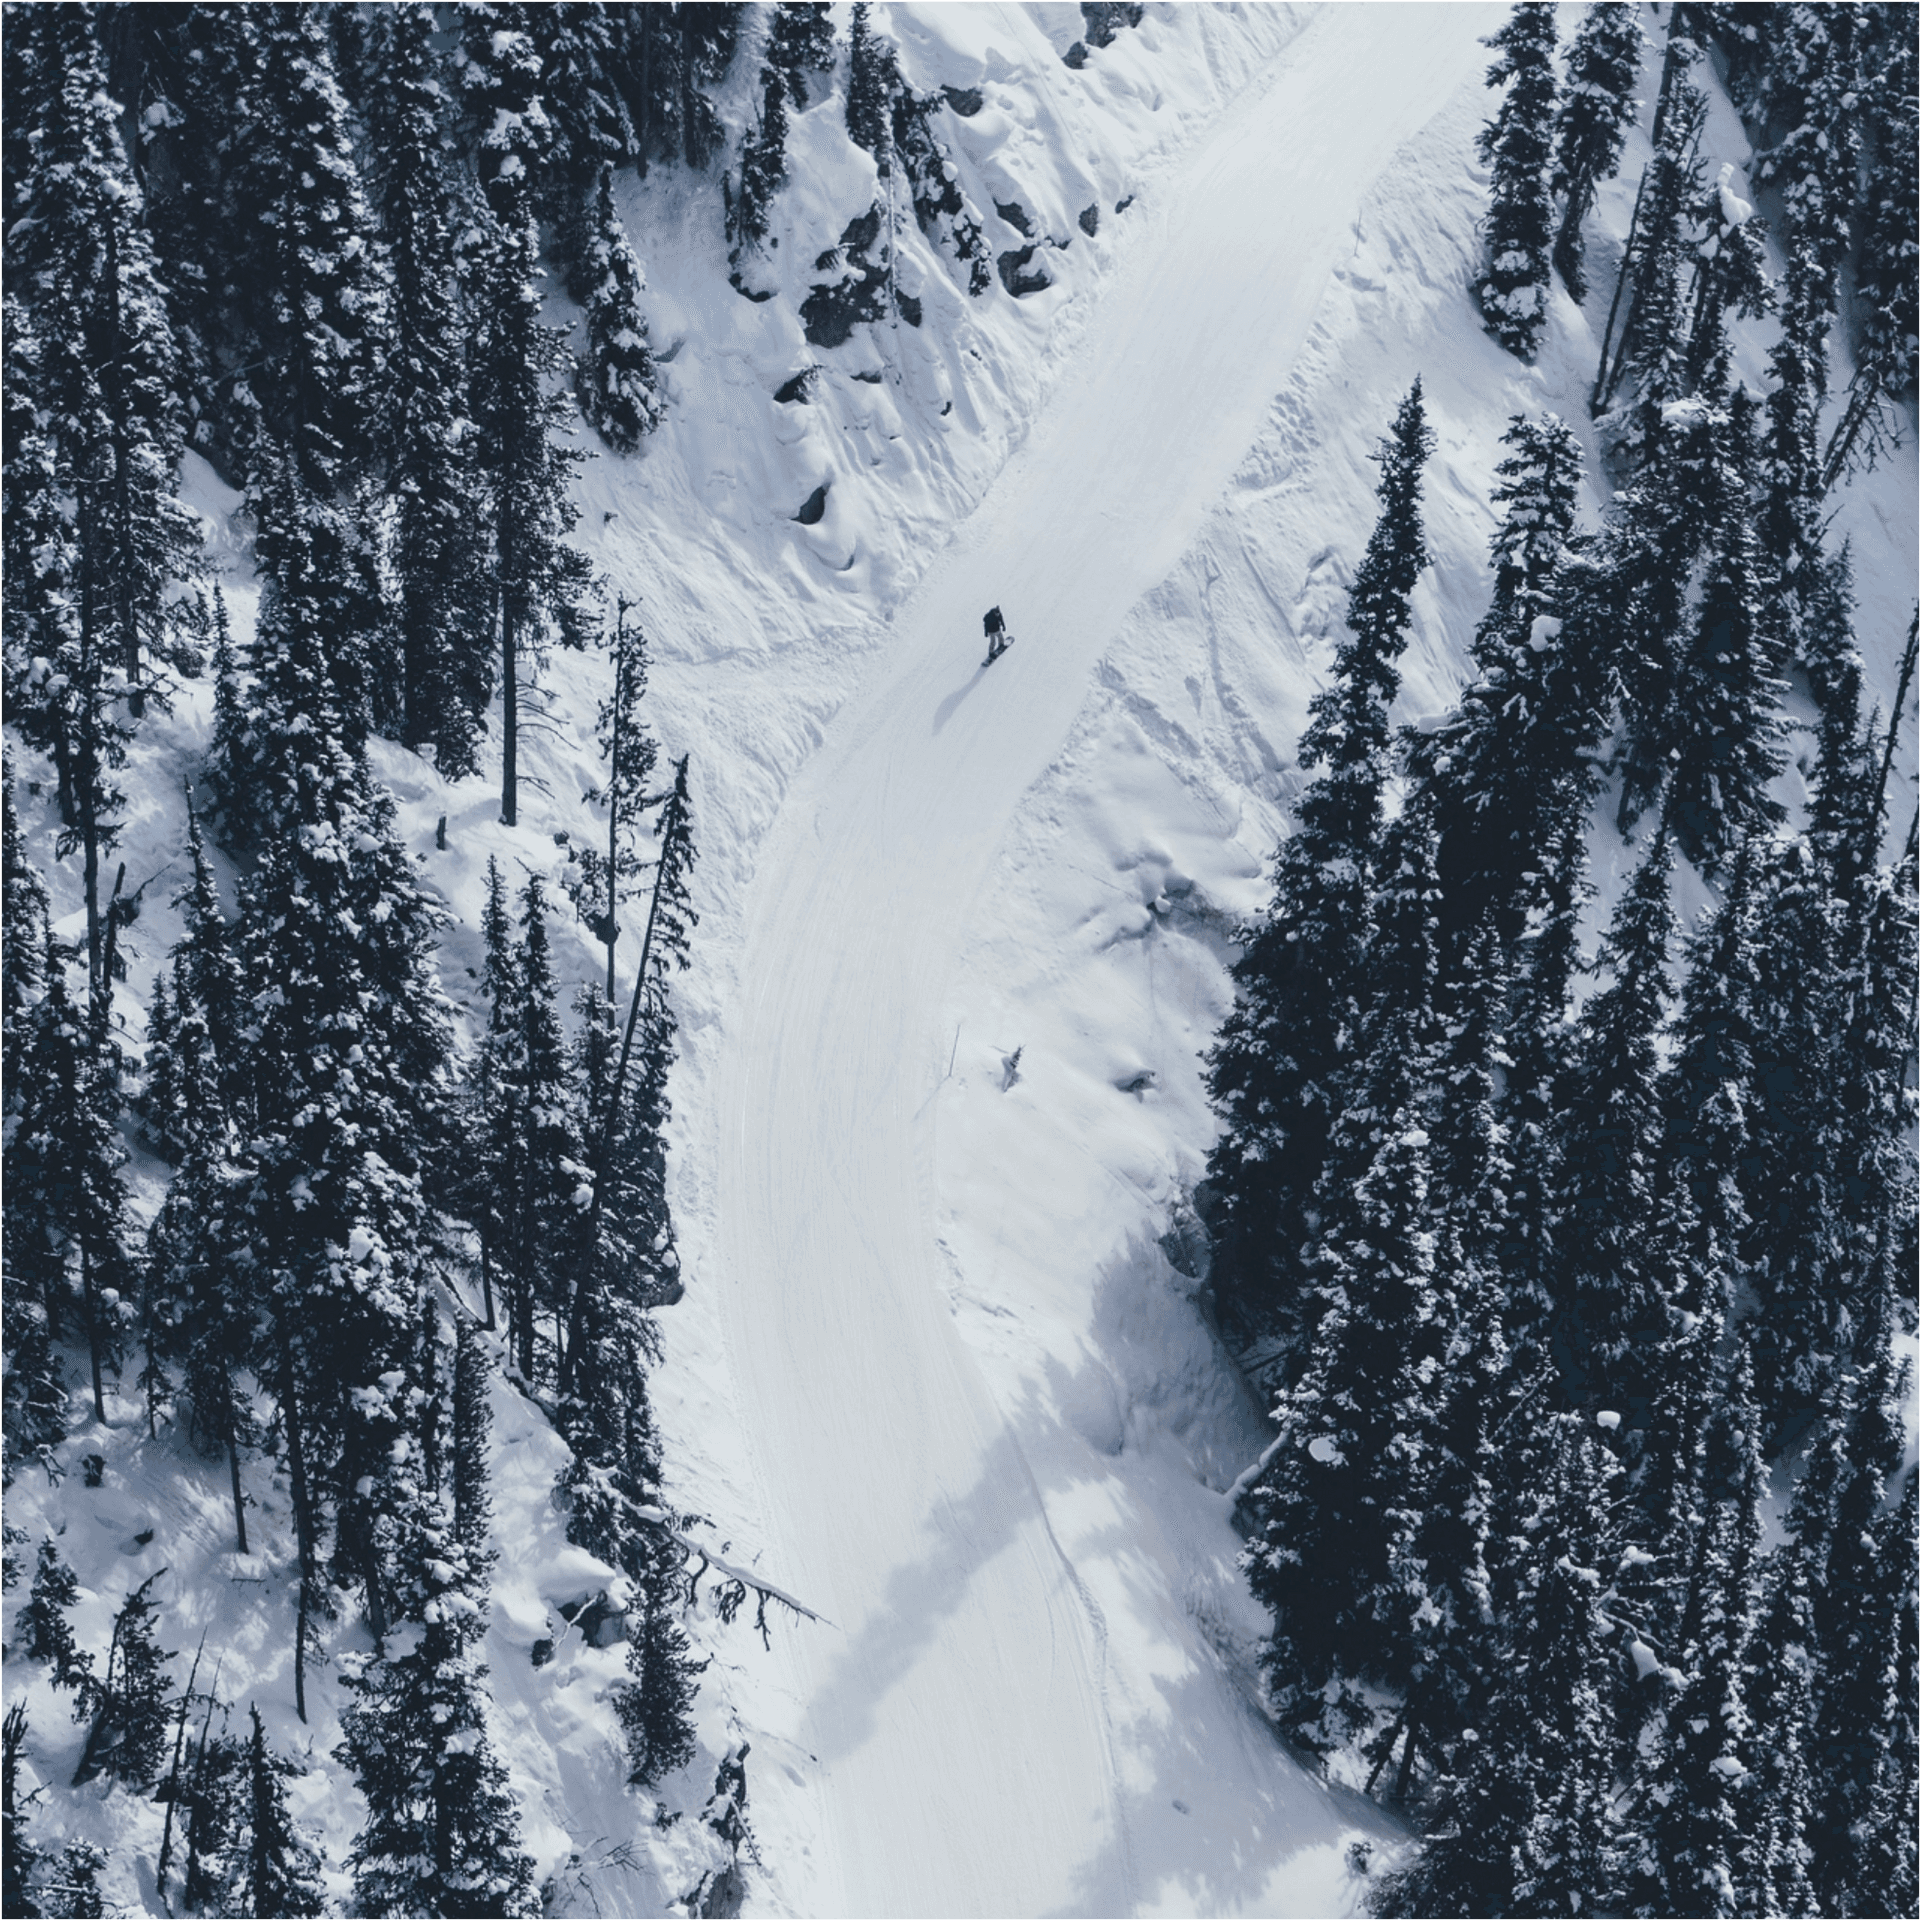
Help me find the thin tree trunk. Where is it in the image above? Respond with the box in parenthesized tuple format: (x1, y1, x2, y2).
(77, 498, 106, 1015)
(105, 220, 143, 717)
(637, 18, 653, 175)
(1593, 162, 1652, 411)
(278, 1350, 316, 1722)
(1363, 1709, 1409, 1796)
(607, 607, 623, 1006)
(294, 1576, 310, 1725)
(227, 1393, 249, 1556)
(154, 1633, 206, 1912)
(561, 807, 681, 1390)
(1873, 612, 1919, 830)
(81, 1243, 107, 1425)
(180, 1680, 220, 1906)
(500, 591, 517, 827)
(1394, 1724, 1420, 1801)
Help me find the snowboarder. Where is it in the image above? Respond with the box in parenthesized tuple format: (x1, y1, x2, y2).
(982, 606, 1013, 666)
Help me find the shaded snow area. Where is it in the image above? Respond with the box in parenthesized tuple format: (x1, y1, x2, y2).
(5, 5, 1915, 1917)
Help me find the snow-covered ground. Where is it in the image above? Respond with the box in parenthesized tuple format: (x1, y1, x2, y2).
(6, 5, 1914, 1915)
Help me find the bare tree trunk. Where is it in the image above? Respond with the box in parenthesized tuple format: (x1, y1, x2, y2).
(105, 221, 143, 717)
(81, 1243, 107, 1425)
(1873, 612, 1919, 831)
(278, 1351, 317, 1722)
(500, 592, 518, 827)
(227, 1393, 249, 1556)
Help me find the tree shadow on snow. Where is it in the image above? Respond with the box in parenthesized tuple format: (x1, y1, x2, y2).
(1028, 1234, 1408, 1916)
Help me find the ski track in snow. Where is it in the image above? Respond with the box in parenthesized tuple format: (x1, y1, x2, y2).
(714, 9, 1505, 1913)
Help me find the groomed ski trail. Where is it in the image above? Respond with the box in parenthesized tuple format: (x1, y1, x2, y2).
(714, 8, 1505, 1913)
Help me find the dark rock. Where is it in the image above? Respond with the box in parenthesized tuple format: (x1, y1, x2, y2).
(531, 1637, 555, 1668)
(774, 368, 819, 404)
(851, 369, 882, 384)
(1115, 193, 1134, 214)
(1081, 1, 1144, 47)
(1160, 1205, 1212, 1284)
(994, 199, 1034, 237)
(692, 1864, 744, 1918)
(898, 289, 923, 327)
(728, 271, 774, 304)
(1063, 40, 1088, 68)
(996, 245, 1053, 297)
(557, 1590, 629, 1648)
(794, 484, 829, 526)
(802, 206, 892, 347)
(1078, 203, 1100, 237)
(942, 84, 984, 116)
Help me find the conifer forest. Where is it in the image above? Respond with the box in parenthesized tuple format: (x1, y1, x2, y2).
(0, 5, 1914, 1917)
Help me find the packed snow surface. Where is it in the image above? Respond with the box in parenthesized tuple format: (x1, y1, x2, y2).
(711, 8, 1506, 1913)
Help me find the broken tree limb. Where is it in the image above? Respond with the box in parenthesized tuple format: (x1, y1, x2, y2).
(632, 1505, 836, 1631)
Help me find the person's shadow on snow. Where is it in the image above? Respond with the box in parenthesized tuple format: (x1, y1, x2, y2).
(932, 663, 989, 736)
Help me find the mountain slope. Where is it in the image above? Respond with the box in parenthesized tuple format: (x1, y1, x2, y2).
(706, 9, 1505, 1914)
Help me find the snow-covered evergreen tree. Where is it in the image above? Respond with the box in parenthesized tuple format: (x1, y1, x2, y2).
(892, 77, 992, 296)
(469, 200, 596, 828)
(527, 2, 633, 212)
(1549, 2, 1642, 302)
(1415, 412, 1593, 950)
(1627, 1341, 1766, 1917)
(1373, 1413, 1625, 1917)
(9, 945, 134, 1426)
(1239, 1109, 1450, 1752)
(615, 1527, 703, 1788)
(1758, 6, 1862, 609)
(24, 1541, 98, 1717)
(766, 3, 836, 110)
(1206, 381, 1434, 1342)
(1825, 20, 1916, 482)
(846, 3, 892, 161)
(1806, 1317, 1911, 1915)
(1657, 408, 1787, 873)
(1607, 80, 1707, 421)
(572, 600, 660, 1003)
(1742, 1539, 1821, 1916)
(1473, 4, 1558, 358)
(1, 1702, 39, 1919)
(140, 805, 245, 1165)
(75, 1571, 177, 1788)
(1682, 164, 1773, 393)
(236, 1705, 325, 1919)
(471, 859, 527, 1343)
(242, 6, 391, 734)
(6, 5, 200, 720)
(576, 168, 665, 452)
(368, 4, 494, 776)
(1606, 379, 1758, 834)
(338, 1315, 537, 1920)
(1549, 832, 1673, 1417)
(0, 790, 65, 1483)
(462, 5, 556, 234)
(730, 65, 792, 269)
(508, 878, 591, 1386)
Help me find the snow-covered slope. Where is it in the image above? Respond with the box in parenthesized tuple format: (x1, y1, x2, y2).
(701, 9, 1514, 1914)
(6, 4, 1914, 1915)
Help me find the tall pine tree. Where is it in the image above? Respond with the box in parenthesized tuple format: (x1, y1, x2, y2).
(1474, 4, 1558, 359)
(1206, 381, 1435, 1345)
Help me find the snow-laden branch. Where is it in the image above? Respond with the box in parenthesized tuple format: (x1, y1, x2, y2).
(635, 1505, 836, 1635)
